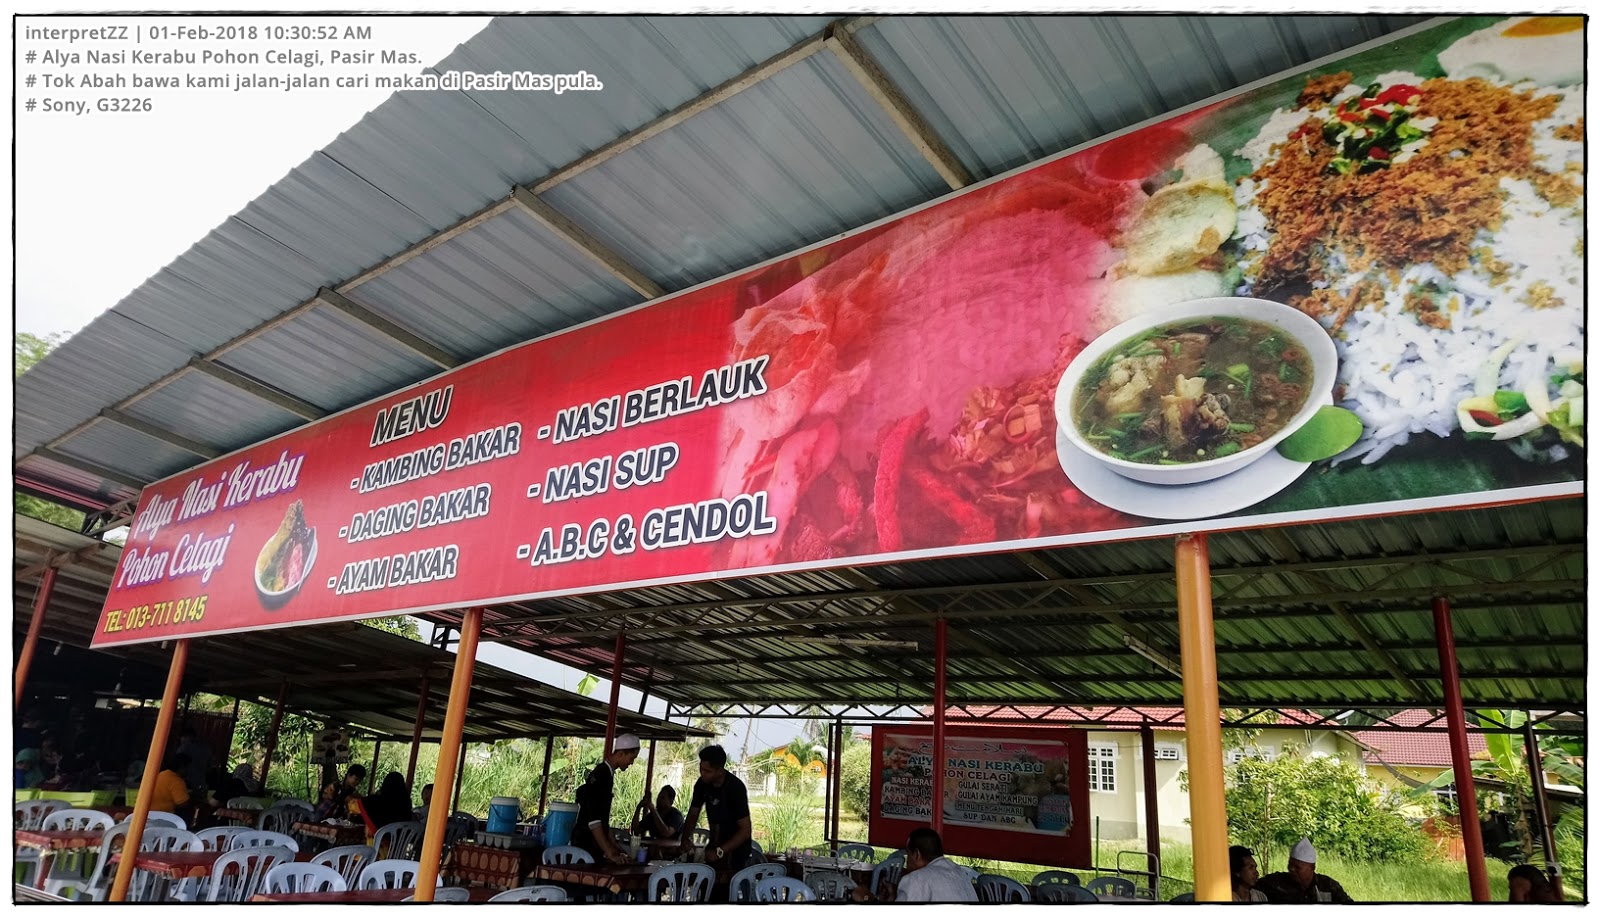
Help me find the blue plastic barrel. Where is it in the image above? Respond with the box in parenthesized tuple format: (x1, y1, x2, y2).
(487, 796, 520, 834)
(543, 801, 580, 847)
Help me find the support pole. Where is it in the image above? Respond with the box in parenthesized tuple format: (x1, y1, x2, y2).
(452, 740, 468, 813)
(931, 618, 948, 833)
(406, 674, 429, 791)
(1433, 595, 1491, 903)
(644, 740, 658, 795)
(413, 607, 482, 901)
(1140, 726, 1161, 894)
(830, 719, 843, 845)
(1524, 719, 1564, 900)
(538, 737, 555, 815)
(1175, 534, 1228, 902)
(257, 681, 289, 791)
(604, 632, 626, 754)
(14, 566, 58, 708)
(108, 640, 190, 901)
(368, 740, 382, 793)
(822, 727, 833, 851)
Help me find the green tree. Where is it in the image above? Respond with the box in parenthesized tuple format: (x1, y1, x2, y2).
(360, 616, 422, 641)
(15, 331, 89, 531)
(1194, 747, 1433, 865)
(839, 740, 874, 821)
(16, 331, 66, 375)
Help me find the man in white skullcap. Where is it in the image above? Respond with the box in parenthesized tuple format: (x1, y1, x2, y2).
(574, 733, 642, 865)
(1258, 837, 1355, 903)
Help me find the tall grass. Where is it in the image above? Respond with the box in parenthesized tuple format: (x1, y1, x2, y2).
(759, 794, 825, 852)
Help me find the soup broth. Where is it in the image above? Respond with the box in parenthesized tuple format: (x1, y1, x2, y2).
(1073, 317, 1313, 464)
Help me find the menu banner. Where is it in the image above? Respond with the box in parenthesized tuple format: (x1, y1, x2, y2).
(869, 726, 1091, 868)
(94, 16, 1584, 646)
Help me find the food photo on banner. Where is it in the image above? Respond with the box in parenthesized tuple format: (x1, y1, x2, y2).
(868, 727, 1091, 868)
(93, 15, 1583, 648)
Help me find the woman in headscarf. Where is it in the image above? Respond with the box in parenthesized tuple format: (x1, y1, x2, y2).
(14, 748, 44, 789)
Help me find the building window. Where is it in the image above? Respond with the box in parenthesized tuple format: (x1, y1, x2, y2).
(1434, 784, 1460, 814)
(1226, 748, 1276, 765)
(1088, 745, 1117, 793)
(1154, 744, 1183, 761)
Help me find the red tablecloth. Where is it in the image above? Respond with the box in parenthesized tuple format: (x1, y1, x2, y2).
(16, 829, 107, 889)
(251, 886, 500, 902)
(447, 841, 542, 890)
(213, 807, 260, 827)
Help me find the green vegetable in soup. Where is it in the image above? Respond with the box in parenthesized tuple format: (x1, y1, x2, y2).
(1073, 317, 1315, 465)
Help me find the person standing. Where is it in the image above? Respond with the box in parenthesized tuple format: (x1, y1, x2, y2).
(1230, 845, 1267, 902)
(681, 745, 754, 871)
(1258, 838, 1355, 903)
(574, 735, 642, 865)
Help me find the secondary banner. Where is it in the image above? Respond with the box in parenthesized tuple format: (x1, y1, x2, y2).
(94, 16, 1584, 646)
(869, 726, 1091, 868)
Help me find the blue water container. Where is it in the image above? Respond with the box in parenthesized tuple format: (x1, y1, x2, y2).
(487, 796, 521, 834)
(543, 801, 580, 847)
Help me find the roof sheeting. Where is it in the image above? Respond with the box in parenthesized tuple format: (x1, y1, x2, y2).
(12, 515, 704, 743)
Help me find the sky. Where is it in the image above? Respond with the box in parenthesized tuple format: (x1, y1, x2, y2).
(11, 9, 807, 759)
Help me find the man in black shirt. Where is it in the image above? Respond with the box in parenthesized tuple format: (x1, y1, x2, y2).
(574, 734, 642, 865)
(682, 745, 753, 870)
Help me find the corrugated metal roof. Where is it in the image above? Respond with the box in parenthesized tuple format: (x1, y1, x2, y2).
(121, 370, 305, 452)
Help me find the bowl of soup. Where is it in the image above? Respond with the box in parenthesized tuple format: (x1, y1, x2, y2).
(1056, 297, 1337, 485)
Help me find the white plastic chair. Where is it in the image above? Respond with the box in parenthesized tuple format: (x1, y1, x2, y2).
(233, 829, 300, 852)
(489, 885, 569, 902)
(16, 798, 70, 827)
(373, 820, 425, 860)
(754, 875, 813, 902)
(835, 842, 876, 863)
(311, 843, 376, 888)
(407, 886, 471, 902)
(264, 861, 348, 894)
(32, 809, 114, 889)
(258, 803, 312, 835)
(224, 796, 266, 810)
(647, 862, 716, 902)
(138, 827, 202, 852)
(1037, 883, 1097, 903)
(144, 810, 186, 829)
(1087, 875, 1137, 898)
(804, 869, 856, 901)
(359, 858, 440, 891)
(43, 821, 130, 900)
(39, 807, 112, 832)
(196, 826, 250, 851)
(869, 857, 905, 896)
(977, 874, 1031, 902)
(730, 862, 787, 902)
(540, 845, 594, 865)
(205, 845, 295, 902)
(1034, 869, 1081, 886)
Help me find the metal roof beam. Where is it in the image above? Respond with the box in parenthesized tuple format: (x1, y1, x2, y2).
(824, 22, 974, 190)
(314, 288, 460, 369)
(14, 543, 113, 582)
(32, 447, 149, 491)
(509, 186, 665, 299)
(96, 410, 221, 459)
(184, 357, 327, 421)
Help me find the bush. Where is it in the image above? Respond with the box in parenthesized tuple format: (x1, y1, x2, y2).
(762, 792, 821, 851)
(1209, 750, 1433, 864)
(839, 742, 873, 822)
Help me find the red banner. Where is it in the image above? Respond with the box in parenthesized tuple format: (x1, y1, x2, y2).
(869, 726, 1091, 868)
(94, 17, 1584, 646)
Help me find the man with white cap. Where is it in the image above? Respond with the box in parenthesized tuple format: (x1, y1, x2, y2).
(574, 733, 642, 865)
(1258, 837, 1355, 903)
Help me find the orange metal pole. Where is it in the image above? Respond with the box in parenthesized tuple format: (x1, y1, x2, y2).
(1433, 596, 1491, 902)
(108, 639, 190, 901)
(15, 566, 58, 708)
(406, 673, 429, 791)
(1175, 534, 1229, 902)
(412, 608, 482, 901)
(604, 631, 625, 754)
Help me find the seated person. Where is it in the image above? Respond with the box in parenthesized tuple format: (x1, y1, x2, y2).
(632, 785, 685, 839)
(149, 752, 193, 818)
(360, 771, 414, 829)
(852, 828, 977, 902)
(14, 748, 44, 789)
(1508, 865, 1559, 903)
(1257, 838, 1354, 903)
(312, 780, 342, 820)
